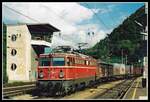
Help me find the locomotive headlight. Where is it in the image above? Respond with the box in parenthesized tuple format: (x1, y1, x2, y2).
(59, 70, 64, 78)
(39, 73, 44, 78)
(39, 71, 44, 78)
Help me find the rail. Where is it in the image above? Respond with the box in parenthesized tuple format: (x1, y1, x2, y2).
(93, 78, 136, 99)
(3, 84, 36, 98)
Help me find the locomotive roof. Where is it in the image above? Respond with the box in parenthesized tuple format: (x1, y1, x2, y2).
(98, 61, 113, 66)
(40, 52, 96, 61)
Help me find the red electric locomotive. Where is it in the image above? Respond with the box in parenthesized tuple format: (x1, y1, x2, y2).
(35, 50, 143, 96)
(36, 52, 97, 96)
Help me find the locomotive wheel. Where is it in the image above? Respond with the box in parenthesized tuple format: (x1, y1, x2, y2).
(80, 82, 86, 90)
(60, 87, 66, 96)
(69, 85, 74, 94)
(72, 86, 76, 93)
(88, 80, 94, 88)
(32, 88, 41, 96)
(75, 84, 79, 91)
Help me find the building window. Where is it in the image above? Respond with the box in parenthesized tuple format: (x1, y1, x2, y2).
(11, 49, 17, 56)
(11, 34, 17, 41)
(11, 63, 17, 71)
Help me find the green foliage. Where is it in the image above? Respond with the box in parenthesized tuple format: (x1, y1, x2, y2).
(3, 81, 35, 87)
(83, 5, 146, 64)
(3, 23, 8, 84)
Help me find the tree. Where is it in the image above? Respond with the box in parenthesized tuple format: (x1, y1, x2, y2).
(83, 5, 146, 64)
(3, 23, 8, 84)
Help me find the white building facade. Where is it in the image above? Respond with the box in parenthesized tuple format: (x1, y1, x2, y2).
(6, 23, 60, 82)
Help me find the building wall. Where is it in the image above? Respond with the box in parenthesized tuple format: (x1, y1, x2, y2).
(6, 24, 31, 82)
(30, 46, 38, 81)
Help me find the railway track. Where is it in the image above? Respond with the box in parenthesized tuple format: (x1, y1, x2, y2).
(3, 84, 36, 98)
(3, 78, 137, 100)
(93, 78, 136, 99)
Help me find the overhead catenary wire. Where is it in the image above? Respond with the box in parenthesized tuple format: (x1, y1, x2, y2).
(3, 4, 79, 48)
(3, 5, 41, 23)
(103, 3, 118, 28)
(40, 4, 73, 26)
(3, 4, 61, 33)
(4, 3, 108, 49)
(40, 4, 91, 48)
(83, 2, 110, 31)
(39, 4, 80, 43)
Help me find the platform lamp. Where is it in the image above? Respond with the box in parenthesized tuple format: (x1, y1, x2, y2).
(134, 19, 147, 88)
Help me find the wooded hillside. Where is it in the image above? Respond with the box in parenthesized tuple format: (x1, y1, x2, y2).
(83, 5, 147, 65)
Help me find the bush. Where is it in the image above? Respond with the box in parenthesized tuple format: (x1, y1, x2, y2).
(3, 81, 35, 87)
(3, 23, 8, 84)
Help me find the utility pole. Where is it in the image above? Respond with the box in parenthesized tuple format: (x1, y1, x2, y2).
(77, 42, 88, 52)
(125, 54, 127, 65)
(142, 3, 148, 88)
(134, 3, 148, 89)
(121, 49, 124, 64)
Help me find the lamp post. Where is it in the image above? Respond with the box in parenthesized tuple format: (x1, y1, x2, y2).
(121, 49, 124, 64)
(125, 54, 127, 65)
(134, 3, 148, 88)
(134, 20, 147, 87)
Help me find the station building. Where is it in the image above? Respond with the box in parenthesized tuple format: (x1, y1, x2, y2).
(6, 23, 60, 82)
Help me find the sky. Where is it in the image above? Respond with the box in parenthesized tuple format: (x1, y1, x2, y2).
(2, 2, 145, 49)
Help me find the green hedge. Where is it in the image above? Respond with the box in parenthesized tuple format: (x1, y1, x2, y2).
(3, 23, 8, 84)
(3, 81, 36, 87)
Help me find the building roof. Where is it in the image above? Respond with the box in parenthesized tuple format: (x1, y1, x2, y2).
(31, 40, 51, 47)
(6, 23, 60, 34)
(27, 23, 60, 34)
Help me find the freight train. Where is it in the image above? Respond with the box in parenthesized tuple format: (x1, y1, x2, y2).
(34, 52, 142, 96)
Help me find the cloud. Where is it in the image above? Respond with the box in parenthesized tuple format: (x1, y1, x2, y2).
(63, 24, 109, 48)
(92, 8, 111, 14)
(91, 4, 116, 14)
(120, 14, 129, 21)
(2, 2, 109, 48)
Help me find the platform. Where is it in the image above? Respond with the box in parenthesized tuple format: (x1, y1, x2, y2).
(123, 77, 148, 100)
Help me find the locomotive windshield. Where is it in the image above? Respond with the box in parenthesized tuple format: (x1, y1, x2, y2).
(39, 58, 51, 66)
(39, 57, 65, 66)
(52, 58, 65, 66)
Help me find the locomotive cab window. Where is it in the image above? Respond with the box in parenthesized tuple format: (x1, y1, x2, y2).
(52, 58, 65, 66)
(39, 58, 51, 66)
